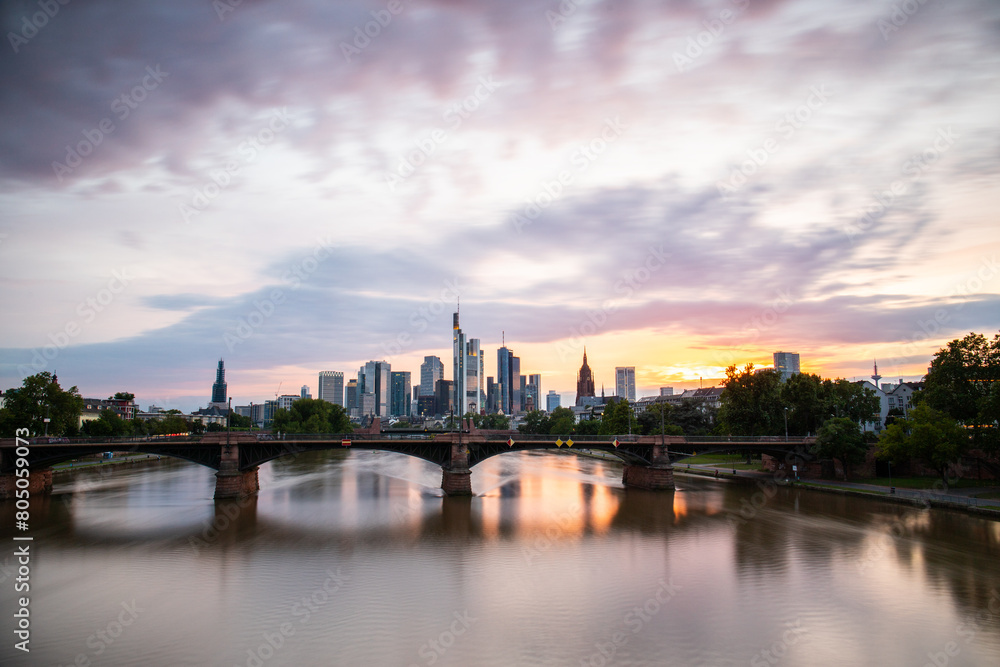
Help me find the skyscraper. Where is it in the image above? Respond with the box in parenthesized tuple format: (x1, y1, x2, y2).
(466, 337, 482, 415)
(210, 359, 227, 407)
(576, 349, 595, 405)
(390, 371, 411, 417)
(420, 356, 444, 398)
(546, 390, 561, 412)
(773, 351, 801, 381)
(496, 345, 522, 414)
(360, 360, 391, 416)
(318, 371, 344, 406)
(345, 378, 358, 415)
(453, 312, 467, 416)
(527, 374, 542, 412)
(300, 385, 311, 399)
(615, 367, 636, 402)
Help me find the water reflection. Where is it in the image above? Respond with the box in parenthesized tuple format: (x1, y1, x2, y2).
(1, 450, 999, 666)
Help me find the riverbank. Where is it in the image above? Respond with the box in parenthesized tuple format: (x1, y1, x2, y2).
(51, 453, 168, 475)
(673, 466, 1000, 519)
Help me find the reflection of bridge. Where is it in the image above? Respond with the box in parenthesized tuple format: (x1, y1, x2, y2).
(0, 421, 817, 499)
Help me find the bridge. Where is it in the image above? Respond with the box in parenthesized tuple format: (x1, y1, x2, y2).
(0, 420, 817, 499)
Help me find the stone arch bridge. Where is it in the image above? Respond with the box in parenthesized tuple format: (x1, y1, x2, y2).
(0, 422, 817, 499)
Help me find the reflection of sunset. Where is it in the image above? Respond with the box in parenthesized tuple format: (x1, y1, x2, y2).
(672, 491, 688, 523)
(477, 453, 621, 538)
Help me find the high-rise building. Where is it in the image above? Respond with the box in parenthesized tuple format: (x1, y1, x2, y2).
(360, 360, 391, 416)
(210, 359, 227, 407)
(659, 387, 674, 396)
(435, 379, 454, 416)
(615, 367, 636, 402)
(526, 374, 541, 412)
(420, 356, 444, 398)
(496, 345, 522, 414)
(390, 371, 411, 417)
(773, 351, 801, 381)
(318, 371, 344, 406)
(576, 349, 596, 406)
(486, 376, 497, 413)
(300, 385, 311, 399)
(466, 337, 481, 415)
(546, 390, 561, 412)
(345, 378, 358, 415)
(452, 312, 468, 416)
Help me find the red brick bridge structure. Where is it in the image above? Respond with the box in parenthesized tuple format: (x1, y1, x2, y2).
(0, 421, 819, 500)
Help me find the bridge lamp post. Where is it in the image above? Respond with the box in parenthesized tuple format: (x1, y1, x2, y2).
(783, 407, 788, 442)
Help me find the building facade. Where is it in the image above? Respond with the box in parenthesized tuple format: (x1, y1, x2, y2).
(546, 390, 560, 412)
(390, 371, 411, 418)
(773, 351, 801, 381)
(318, 371, 344, 406)
(420, 356, 444, 399)
(615, 366, 636, 402)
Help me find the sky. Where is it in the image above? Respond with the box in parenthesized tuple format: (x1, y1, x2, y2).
(1, 0, 998, 413)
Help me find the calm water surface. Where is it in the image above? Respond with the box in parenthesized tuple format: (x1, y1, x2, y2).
(2, 450, 1000, 666)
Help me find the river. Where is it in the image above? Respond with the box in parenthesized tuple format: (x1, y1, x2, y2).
(2, 450, 999, 666)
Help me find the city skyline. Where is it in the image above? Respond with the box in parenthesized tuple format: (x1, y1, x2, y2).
(2, 1, 998, 414)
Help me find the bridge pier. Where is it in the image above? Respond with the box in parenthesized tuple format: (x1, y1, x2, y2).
(213, 442, 259, 499)
(622, 464, 674, 491)
(0, 468, 53, 500)
(441, 441, 473, 496)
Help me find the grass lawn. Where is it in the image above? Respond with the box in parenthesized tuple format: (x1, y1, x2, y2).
(974, 492, 1000, 500)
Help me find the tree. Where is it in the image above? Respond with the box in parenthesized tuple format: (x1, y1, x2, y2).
(815, 417, 868, 480)
(548, 407, 576, 435)
(877, 403, 969, 490)
(230, 413, 252, 429)
(671, 400, 716, 436)
(0, 372, 84, 437)
(574, 417, 602, 435)
(600, 398, 635, 435)
(81, 409, 131, 437)
(780, 373, 825, 435)
(637, 403, 684, 436)
(472, 412, 511, 430)
(271, 398, 352, 433)
(920, 331, 1000, 450)
(111, 392, 135, 402)
(518, 410, 550, 434)
(824, 378, 880, 427)
(718, 365, 783, 436)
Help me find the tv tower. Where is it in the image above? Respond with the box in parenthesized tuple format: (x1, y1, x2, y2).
(871, 360, 882, 390)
